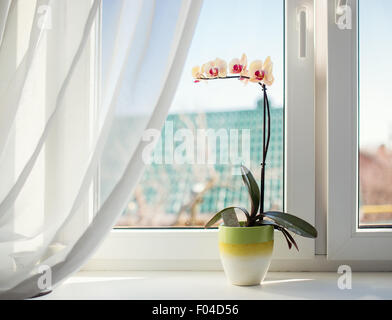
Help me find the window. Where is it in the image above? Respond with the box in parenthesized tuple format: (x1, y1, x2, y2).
(90, 0, 316, 269)
(101, 0, 285, 228)
(327, 0, 392, 260)
(358, 0, 392, 228)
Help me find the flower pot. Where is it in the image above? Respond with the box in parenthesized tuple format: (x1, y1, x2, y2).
(219, 224, 274, 286)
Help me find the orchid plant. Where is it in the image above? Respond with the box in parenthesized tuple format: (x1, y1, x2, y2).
(193, 54, 317, 251)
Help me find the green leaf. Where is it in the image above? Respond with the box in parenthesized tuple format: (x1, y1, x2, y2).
(260, 211, 318, 238)
(205, 207, 250, 228)
(254, 220, 277, 227)
(240, 165, 260, 217)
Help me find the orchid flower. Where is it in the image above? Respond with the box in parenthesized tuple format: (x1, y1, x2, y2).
(249, 57, 274, 86)
(203, 58, 227, 78)
(192, 58, 227, 81)
(249, 60, 265, 83)
(192, 66, 202, 82)
(203, 60, 218, 78)
(229, 53, 247, 75)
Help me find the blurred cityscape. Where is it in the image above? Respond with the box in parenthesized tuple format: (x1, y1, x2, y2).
(102, 99, 284, 227)
(100, 99, 392, 228)
(359, 145, 392, 226)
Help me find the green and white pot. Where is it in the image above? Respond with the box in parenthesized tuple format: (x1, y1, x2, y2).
(219, 225, 274, 286)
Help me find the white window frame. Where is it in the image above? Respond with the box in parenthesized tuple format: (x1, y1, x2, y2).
(327, 0, 392, 260)
(87, 0, 317, 271)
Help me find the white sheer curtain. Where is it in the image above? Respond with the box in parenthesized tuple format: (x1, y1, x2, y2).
(0, 0, 202, 299)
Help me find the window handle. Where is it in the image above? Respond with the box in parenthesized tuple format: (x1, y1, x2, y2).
(297, 7, 307, 59)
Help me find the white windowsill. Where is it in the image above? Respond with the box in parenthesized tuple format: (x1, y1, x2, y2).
(37, 271, 392, 300)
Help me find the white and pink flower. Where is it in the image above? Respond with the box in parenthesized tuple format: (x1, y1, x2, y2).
(249, 60, 265, 82)
(229, 53, 247, 75)
(192, 65, 202, 82)
(249, 56, 274, 86)
(192, 54, 273, 86)
(203, 58, 227, 78)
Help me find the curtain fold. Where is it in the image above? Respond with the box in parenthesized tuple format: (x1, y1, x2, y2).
(0, 0, 203, 299)
(0, 0, 12, 47)
(0, 0, 101, 229)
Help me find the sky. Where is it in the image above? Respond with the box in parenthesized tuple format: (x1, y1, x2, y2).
(102, 0, 392, 149)
(103, 0, 284, 114)
(170, 0, 284, 113)
(359, 0, 392, 148)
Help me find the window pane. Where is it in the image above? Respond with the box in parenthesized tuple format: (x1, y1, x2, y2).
(359, 0, 392, 227)
(102, 0, 284, 227)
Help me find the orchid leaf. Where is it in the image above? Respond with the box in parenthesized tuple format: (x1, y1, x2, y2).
(280, 228, 293, 250)
(254, 220, 276, 227)
(279, 228, 299, 251)
(205, 207, 250, 228)
(261, 211, 318, 238)
(240, 165, 260, 216)
(255, 220, 299, 251)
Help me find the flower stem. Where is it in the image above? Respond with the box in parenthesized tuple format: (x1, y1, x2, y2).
(259, 83, 271, 217)
(195, 75, 250, 81)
